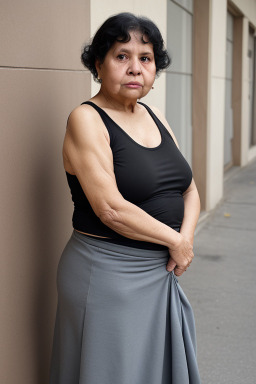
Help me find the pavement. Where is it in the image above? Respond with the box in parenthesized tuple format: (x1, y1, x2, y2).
(179, 158, 256, 384)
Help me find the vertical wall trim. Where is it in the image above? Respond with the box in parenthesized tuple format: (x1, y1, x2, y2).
(233, 16, 249, 166)
(232, 17, 243, 164)
(241, 17, 250, 165)
(192, 0, 210, 210)
(252, 34, 256, 145)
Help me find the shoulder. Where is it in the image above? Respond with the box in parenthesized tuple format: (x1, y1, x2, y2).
(66, 103, 110, 144)
(147, 104, 180, 148)
(67, 103, 98, 128)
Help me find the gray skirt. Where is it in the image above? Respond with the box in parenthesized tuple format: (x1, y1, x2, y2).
(49, 230, 201, 384)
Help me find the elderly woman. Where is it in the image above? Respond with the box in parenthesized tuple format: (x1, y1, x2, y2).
(49, 12, 201, 384)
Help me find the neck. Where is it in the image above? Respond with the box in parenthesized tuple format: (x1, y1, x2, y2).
(95, 89, 139, 113)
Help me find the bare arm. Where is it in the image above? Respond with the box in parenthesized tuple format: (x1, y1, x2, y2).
(63, 105, 193, 274)
(180, 178, 201, 246)
(166, 179, 200, 274)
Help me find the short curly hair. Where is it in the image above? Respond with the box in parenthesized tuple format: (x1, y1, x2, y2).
(81, 12, 171, 82)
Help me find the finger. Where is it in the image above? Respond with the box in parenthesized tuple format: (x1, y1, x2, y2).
(187, 258, 193, 267)
(174, 266, 186, 276)
(166, 258, 177, 272)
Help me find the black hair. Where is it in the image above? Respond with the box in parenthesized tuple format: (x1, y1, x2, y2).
(81, 12, 171, 82)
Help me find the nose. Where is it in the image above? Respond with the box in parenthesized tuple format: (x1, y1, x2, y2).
(127, 57, 142, 76)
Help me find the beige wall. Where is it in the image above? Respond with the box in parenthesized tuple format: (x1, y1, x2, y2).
(0, 1, 90, 383)
(231, 0, 256, 26)
(1, 3, 168, 383)
(194, 0, 256, 210)
(240, 17, 250, 165)
(2, 1, 256, 382)
(206, 0, 227, 210)
(192, 0, 227, 211)
(229, 1, 256, 165)
(90, 0, 168, 115)
(193, 0, 210, 210)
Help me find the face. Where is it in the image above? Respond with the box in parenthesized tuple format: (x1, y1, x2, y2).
(96, 31, 156, 102)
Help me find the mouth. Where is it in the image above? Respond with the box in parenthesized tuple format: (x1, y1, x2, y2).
(124, 82, 143, 88)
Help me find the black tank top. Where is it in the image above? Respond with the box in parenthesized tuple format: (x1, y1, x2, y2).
(65, 101, 192, 250)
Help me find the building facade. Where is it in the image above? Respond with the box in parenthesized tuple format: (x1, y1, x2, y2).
(1, 1, 256, 383)
(90, 0, 256, 210)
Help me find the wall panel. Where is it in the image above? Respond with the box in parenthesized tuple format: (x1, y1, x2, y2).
(0, 1, 90, 382)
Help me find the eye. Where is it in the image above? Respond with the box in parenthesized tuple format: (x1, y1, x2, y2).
(117, 54, 127, 61)
(140, 56, 151, 63)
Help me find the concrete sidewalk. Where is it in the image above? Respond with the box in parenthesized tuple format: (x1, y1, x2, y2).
(180, 159, 256, 384)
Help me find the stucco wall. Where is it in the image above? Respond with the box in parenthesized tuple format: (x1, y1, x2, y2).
(2, 1, 256, 382)
(194, 0, 256, 210)
(232, 0, 256, 26)
(206, 0, 227, 209)
(0, 1, 90, 383)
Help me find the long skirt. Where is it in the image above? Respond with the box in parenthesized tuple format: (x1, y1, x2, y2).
(49, 230, 201, 384)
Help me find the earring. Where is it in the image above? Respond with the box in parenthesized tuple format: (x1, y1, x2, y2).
(98, 77, 102, 83)
(152, 86, 154, 89)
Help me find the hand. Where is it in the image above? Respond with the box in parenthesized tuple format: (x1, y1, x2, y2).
(166, 233, 194, 276)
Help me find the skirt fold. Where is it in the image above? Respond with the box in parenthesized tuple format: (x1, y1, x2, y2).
(170, 274, 201, 384)
(49, 230, 200, 384)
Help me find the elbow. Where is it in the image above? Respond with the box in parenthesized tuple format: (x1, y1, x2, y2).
(93, 193, 127, 230)
(98, 206, 123, 229)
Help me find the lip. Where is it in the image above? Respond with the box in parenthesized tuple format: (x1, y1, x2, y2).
(124, 82, 143, 88)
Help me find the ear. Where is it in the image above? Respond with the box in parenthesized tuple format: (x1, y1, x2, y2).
(95, 59, 101, 78)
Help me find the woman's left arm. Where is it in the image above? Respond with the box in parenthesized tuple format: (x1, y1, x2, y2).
(180, 178, 201, 246)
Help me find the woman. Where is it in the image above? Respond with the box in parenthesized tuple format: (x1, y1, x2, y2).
(49, 12, 201, 384)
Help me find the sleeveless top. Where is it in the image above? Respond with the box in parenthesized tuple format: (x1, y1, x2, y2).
(65, 101, 192, 250)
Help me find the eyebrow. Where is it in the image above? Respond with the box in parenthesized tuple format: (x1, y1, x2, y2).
(114, 48, 153, 55)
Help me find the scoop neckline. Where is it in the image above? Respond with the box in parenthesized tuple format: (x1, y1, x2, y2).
(85, 100, 165, 151)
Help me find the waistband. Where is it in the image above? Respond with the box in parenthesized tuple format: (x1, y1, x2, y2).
(73, 226, 169, 250)
(72, 230, 169, 258)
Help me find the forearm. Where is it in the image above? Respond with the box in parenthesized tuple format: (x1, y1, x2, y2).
(180, 188, 201, 245)
(99, 199, 181, 249)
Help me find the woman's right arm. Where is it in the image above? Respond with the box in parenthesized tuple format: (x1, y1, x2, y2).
(63, 106, 193, 275)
